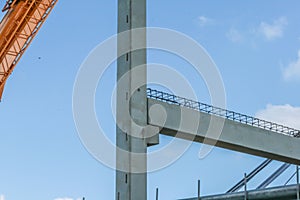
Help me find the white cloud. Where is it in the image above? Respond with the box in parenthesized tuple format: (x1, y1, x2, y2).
(226, 28, 243, 43)
(259, 17, 288, 40)
(283, 50, 300, 81)
(197, 16, 213, 27)
(256, 104, 300, 129)
(0, 195, 4, 200)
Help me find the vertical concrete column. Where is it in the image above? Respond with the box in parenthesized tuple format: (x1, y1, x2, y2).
(116, 0, 147, 200)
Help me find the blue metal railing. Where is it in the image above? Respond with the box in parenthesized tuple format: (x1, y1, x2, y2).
(147, 88, 300, 138)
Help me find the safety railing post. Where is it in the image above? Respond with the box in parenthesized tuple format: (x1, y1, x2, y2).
(244, 173, 248, 200)
(297, 166, 299, 200)
(197, 179, 201, 200)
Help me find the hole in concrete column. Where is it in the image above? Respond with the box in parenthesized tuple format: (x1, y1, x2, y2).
(117, 192, 120, 200)
(125, 174, 128, 183)
(126, 15, 129, 23)
(126, 53, 129, 61)
(126, 133, 128, 141)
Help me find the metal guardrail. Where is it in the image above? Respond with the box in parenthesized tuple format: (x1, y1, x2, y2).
(147, 88, 300, 138)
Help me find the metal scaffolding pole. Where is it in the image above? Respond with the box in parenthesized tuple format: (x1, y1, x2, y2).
(244, 173, 247, 200)
(227, 159, 272, 193)
(297, 166, 299, 200)
(257, 163, 290, 189)
(198, 180, 201, 200)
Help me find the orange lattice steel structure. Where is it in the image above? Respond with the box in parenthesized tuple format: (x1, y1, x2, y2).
(0, 0, 58, 101)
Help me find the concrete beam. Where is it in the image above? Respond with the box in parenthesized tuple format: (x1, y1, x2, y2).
(148, 98, 300, 165)
(116, 0, 147, 200)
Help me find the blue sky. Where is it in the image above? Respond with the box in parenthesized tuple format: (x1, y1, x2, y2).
(1, 0, 300, 200)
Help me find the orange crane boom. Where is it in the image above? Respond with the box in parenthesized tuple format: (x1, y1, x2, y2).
(0, 0, 58, 101)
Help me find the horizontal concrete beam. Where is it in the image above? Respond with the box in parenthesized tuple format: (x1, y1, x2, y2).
(179, 184, 299, 200)
(147, 98, 300, 165)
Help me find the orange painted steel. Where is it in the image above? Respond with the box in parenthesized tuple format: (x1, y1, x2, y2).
(0, 0, 58, 100)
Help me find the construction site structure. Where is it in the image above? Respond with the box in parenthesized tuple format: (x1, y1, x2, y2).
(1, 0, 300, 199)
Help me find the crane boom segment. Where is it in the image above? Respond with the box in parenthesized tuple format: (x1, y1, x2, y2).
(0, 0, 58, 100)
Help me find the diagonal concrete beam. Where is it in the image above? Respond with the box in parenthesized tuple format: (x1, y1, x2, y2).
(148, 98, 300, 165)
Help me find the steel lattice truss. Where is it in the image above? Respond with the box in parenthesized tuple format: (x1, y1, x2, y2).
(147, 88, 300, 138)
(0, 0, 58, 100)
